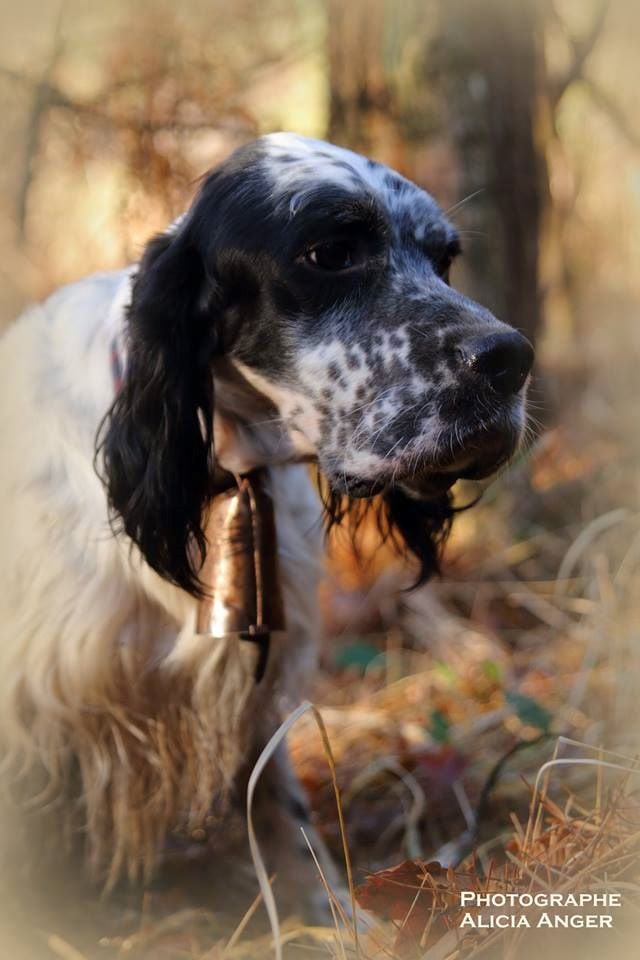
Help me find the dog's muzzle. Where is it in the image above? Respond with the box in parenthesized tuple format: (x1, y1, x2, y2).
(329, 328, 534, 501)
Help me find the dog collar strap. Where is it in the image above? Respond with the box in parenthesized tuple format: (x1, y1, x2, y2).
(196, 470, 285, 683)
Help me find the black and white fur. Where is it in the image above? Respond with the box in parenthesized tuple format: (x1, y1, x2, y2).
(0, 133, 532, 907)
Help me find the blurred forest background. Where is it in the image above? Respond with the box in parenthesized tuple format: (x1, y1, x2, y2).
(1, 1, 640, 958)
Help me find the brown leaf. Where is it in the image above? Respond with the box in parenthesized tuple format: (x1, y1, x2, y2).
(356, 859, 477, 955)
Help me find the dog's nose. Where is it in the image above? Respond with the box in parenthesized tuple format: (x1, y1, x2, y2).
(458, 331, 534, 397)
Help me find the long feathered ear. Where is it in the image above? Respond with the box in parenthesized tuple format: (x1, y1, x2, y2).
(97, 227, 218, 596)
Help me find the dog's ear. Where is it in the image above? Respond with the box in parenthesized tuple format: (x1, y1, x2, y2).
(98, 225, 219, 596)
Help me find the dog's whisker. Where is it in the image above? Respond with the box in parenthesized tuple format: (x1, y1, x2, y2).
(455, 229, 490, 240)
(444, 187, 486, 218)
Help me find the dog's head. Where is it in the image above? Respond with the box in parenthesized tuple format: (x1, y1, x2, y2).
(100, 133, 533, 594)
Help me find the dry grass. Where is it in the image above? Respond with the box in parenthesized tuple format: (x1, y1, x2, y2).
(27, 369, 640, 959)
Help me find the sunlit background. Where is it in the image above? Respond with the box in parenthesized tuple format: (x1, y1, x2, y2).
(1, 1, 639, 957)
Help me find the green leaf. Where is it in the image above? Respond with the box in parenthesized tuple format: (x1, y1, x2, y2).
(482, 659, 504, 683)
(434, 661, 458, 687)
(505, 691, 552, 732)
(429, 708, 451, 744)
(334, 642, 380, 672)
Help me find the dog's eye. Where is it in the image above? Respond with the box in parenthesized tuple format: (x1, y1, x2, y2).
(304, 239, 358, 271)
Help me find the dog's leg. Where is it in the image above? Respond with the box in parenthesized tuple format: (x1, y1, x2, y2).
(247, 740, 345, 924)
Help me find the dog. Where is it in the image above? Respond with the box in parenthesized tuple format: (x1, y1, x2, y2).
(0, 133, 533, 913)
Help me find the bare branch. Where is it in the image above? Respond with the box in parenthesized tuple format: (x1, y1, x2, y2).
(550, 0, 608, 106)
(581, 77, 640, 150)
(16, 24, 65, 240)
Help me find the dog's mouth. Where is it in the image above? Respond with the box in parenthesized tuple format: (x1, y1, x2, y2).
(330, 471, 457, 499)
(328, 420, 520, 500)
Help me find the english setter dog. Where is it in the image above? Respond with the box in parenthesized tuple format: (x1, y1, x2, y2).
(0, 133, 533, 913)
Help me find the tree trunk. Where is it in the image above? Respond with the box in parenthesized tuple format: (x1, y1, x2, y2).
(326, 0, 405, 169)
(439, 0, 549, 345)
(325, 0, 548, 347)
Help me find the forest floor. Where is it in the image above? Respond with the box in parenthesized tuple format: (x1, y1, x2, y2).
(27, 344, 640, 960)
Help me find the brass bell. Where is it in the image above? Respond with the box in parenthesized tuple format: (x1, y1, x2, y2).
(196, 471, 285, 682)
